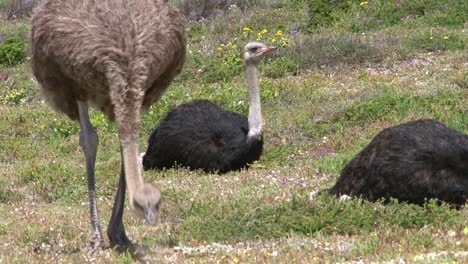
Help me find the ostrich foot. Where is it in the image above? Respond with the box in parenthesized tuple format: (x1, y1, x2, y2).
(108, 231, 133, 253)
(82, 233, 108, 254)
(108, 235, 151, 263)
(131, 244, 153, 264)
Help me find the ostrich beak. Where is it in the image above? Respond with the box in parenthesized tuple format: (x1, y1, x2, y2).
(145, 207, 157, 224)
(257, 46, 277, 55)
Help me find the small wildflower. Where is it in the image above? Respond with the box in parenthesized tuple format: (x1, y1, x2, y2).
(271, 38, 276, 43)
(243, 27, 251, 32)
(414, 254, 424, 260)
(430, 36, 434, 40)
(463, 227, 468, 235)
(259, 29, 268, 35)
(360, 1, 368, 6)
(233, 257, 239, 263)
(275, 30, 283, 36)
(443, 36, 449, 40)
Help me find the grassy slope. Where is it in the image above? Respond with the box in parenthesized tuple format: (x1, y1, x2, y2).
(0, 0, 467, 263)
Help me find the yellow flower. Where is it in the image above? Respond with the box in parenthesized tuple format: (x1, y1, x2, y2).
(271, 38, 276, 43)
(463, 227, 468, 235)
(443, 36, 449, 40)
(243, 27, 251, 32)
(360, 1, 368, 6)
(259, 29, 268, 35)
(430, 36, 434, 40)
(275, 30, 283, 36)
(233, 257, 239, 263)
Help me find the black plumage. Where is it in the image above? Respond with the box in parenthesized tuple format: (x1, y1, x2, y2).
(328, 119, 468, 206)
(143, 99, 263, 173)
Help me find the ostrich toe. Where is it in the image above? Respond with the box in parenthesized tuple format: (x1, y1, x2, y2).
(82, 233, 108, 254)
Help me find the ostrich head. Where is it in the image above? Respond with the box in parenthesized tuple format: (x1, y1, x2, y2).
(131, 183, 161, 224)
(244, 42, 276, 64)
(243, 42, 275, 141)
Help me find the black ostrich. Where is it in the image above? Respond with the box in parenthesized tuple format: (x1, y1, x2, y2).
(142, 42, 275, 173)
(327, 119, 468, 206)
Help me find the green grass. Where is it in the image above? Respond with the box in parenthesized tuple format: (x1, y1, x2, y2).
(0, 0, 467, 263)
(174, 193, 464, 242)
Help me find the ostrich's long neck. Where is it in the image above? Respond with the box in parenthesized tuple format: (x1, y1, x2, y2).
(246, 62, 262, 139)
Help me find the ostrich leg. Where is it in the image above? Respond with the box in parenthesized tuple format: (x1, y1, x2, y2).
(77, 100, 106, 251)
(107, 149, 132, 251)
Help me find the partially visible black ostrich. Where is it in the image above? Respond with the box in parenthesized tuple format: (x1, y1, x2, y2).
(327, 119, 468, 206)
(142, 42, 275, 173)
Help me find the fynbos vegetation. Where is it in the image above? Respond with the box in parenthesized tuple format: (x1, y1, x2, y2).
(0, 0, 466, 262)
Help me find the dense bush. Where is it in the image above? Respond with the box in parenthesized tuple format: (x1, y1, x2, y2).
(0, 37, 27, 67)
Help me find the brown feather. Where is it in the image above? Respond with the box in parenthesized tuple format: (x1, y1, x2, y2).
(30, 0, 186, 123)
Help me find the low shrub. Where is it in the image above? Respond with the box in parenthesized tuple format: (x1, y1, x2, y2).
(200, 41, 244, 83)
(307, 0, 354, 29)
(171, 0, 262, 22)
(273, 33, 384, 71)
(402, 30, 466, 52)
(0, 37, 27, 67)
(0, 0, 38, 21)
(264, 57, 300, 78)
(352, 0, 467, 31)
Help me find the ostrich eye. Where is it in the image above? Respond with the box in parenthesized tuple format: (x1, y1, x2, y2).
(250, 46, 259, 52)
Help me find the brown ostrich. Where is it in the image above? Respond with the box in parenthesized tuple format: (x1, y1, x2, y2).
(30, 0, 186, 252)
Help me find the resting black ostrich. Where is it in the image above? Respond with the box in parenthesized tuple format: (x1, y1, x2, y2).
(327, 119, 468, 207)
(30, 0, 186, 252)
(142, 42, 275, 173)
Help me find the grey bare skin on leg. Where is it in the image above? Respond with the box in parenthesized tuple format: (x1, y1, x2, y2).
(77, 100, 106, 251)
